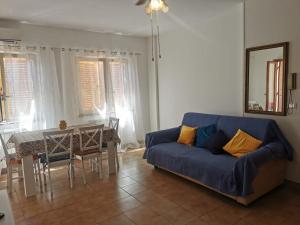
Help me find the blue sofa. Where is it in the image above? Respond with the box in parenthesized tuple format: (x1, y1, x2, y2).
(144, 113, 293, 205)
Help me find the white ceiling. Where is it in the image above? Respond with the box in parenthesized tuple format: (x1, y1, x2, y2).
(0, 0, 242, 37)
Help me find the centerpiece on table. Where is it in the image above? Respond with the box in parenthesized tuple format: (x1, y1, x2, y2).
(59, 120, 67, 130)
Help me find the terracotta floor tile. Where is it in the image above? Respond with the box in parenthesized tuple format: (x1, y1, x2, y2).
(99, 214, 136, 225)
(121, 183, 148, 195)
(160, 206, 197, 225)
(0, 150, 299, 225)
(124, 206, 159, 224)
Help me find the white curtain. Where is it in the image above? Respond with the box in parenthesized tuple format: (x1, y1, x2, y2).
(105, 55, 145, 148)
(38, 48, 62, 128)
(59, 49, 81, 125)
(0, 45, 145, 149)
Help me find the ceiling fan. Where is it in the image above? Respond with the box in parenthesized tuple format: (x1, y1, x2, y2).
(135, 0, 169, 14)
(135, 0, 169, 61)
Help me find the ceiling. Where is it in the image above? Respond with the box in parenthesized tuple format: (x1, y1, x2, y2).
(0, 0, 242, 37)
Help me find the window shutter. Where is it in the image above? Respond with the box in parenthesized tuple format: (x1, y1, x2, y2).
(3, 56, 34, 121)
(110, 61, 126, 109)
(79, 59, 106, 115)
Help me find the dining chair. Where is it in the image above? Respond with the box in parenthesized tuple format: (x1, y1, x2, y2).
(74, 124, 104, 184)
(0, 133, 42, 193)
(108, 117, 119, 133)
(42, 129, 74, 197)
(103, 117, 120, 169)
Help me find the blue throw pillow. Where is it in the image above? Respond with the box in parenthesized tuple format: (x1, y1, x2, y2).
(206, 130, 229, 154)
(195, 124, 217, 148)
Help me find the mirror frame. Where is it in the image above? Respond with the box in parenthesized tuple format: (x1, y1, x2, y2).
(245, 42, 289, 116)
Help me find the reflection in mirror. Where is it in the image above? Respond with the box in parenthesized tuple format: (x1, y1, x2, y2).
(246, 43, 288, 116)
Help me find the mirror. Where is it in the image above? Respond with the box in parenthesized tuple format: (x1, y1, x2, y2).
(245, 42, 289, 116)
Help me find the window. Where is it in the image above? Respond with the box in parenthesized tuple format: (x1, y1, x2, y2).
(0, 54, 34, 122)
(110, 60, 126, 109)
(78, 58, 106, 116)
(78, 58, 127, 117)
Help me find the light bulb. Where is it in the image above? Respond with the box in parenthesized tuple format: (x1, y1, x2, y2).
(145, 0, 169, 14)
(150, 0, 163, 11)
(162, 2, 169, 13)
(145, 5, 152, 15)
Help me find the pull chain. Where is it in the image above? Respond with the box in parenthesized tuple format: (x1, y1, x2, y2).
(150, 12, 155, 62)
(156, 11, 162, 59)
(157, 25, 161, 59)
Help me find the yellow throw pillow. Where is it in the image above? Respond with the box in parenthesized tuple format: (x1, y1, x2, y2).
(223, 129, 262, 157)
(177, 125, 197, 145)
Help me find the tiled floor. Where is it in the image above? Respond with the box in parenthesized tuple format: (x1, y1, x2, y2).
(0, 150, 300, 225)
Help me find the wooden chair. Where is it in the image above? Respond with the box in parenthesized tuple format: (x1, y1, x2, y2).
(103, 117, 120, 169)
(42, 129, 74, 197)
(0, 133, 42, 193)
(108, 117, 119, 133)
(74, 124, 104, 184)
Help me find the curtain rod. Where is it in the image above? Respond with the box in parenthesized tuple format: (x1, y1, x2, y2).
(0, 42, 142, 56)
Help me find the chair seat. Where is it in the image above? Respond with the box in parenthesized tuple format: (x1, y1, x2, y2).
(102, 142, 108, 148)
(74, 148, 101, 156)
(40, 153, 70, 164)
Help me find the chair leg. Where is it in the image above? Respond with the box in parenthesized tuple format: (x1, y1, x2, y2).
(69, 162, 74, 189)
(115, 148, 119, 170)
(7, 165, 12, 193)
(47, 166, 53, 198)
(43, 165, 47, 186)
(72, 164, 75, 179)
(36, 160, 43, 192)
(95, 158, 99, 173)
(80, 159, 86, 185)
(98, 155, 102, 179)
(91, 159, 95, 172)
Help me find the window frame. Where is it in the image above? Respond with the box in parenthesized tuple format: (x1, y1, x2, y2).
(0, 53, 38, 123)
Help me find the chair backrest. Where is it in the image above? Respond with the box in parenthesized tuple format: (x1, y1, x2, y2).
(43, 129, 74, 161)
(109, 117, 119, 133)
(78, 124, 104, 152)
(0, 133, 9, 159)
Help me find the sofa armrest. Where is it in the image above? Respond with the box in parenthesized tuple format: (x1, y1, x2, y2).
(239, 141, 286, 167)
(145, 127, 181, 149)
(233, 141, 286, 196)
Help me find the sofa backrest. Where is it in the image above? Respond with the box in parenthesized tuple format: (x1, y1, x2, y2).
(182, 113, 219, 128)
(217, 115, 276, 144)
(182, 112, 276, 144)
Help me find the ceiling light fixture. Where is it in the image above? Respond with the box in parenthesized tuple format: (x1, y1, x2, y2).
(136, 0, 169, 61)
(145, 0, 169, 14)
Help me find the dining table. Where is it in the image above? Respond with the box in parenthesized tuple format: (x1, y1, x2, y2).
(8, 124, 120, 197)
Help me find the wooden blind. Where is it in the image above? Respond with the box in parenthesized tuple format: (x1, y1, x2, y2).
(79, 59, 106, 115)
(3, 57, 33, 121)
(110, 61, 126, 109)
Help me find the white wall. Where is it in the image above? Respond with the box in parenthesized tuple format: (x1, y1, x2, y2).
(0, 22, 150, 133)
(245, 0, 300, 183)
(148, 3, 244, 130)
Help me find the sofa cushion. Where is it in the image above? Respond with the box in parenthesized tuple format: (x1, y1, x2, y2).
(206, 130, 229, 154)
(223, 129, 263, 157)
(195, 124, 217, 148)
(177, 125, 197, 145)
